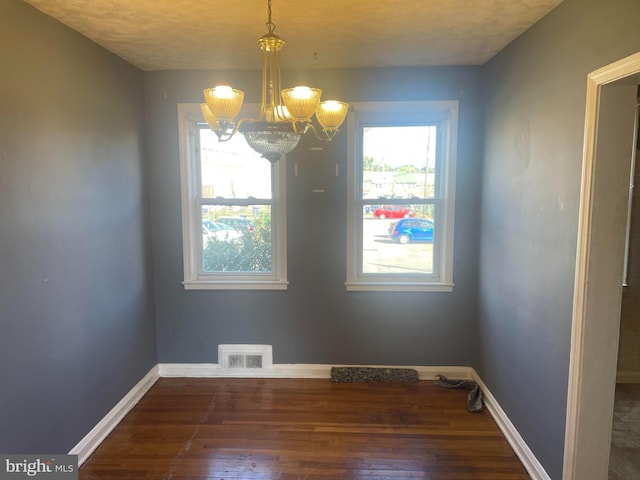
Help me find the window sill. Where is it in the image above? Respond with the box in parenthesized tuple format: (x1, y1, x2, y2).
(345, 282, 454, 292)
(183, 280, 289, 291)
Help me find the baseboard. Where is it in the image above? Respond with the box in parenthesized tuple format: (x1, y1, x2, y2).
(71, 363, 548, 479)
(69, 365, 159, 466)
(158, 362, 473, 380)
(471, 370, 551, 480)
(616, 371, 640, 383)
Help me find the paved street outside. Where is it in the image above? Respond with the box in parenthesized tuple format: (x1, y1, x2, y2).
(362, 217, 434, 274)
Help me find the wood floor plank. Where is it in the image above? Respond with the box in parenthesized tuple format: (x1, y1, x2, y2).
(80, 378, 530, 479)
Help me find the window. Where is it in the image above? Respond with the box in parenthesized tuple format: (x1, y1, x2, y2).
(346, 101, 458, 291)
(178, 104, 287, 290)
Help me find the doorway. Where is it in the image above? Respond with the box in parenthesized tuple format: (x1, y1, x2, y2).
(608, 93, 640, 479)
(563, 52, 640, 480)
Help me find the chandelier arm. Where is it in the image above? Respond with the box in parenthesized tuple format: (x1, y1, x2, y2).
(256, 48, 269, 120)
(289, 120, 310, 135)
(273, 49, 286, 121)
(304, 122, 332, 141)
(268, 49, 279, 120)
(214, 119, 248, 142)
(303, 122, 341, 141)
(214, 130, 235, 142)
(223, 117, 259, 139)
(267, 55, 274, 120)
(213, 120, 240, 142)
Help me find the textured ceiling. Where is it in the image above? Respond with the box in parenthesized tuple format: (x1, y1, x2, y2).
(22, 0, 563, 71)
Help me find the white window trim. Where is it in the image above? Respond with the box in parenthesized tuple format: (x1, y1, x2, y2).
(345, 101, 457, 292)
(177, 103, 288, 290)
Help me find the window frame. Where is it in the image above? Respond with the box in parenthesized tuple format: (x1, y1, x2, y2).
(345, 101, 458, 292)
(178, 103, 288, 290)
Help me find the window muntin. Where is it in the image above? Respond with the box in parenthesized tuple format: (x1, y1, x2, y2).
(346, 102, 457, 292)
(178, 104, 287, 290)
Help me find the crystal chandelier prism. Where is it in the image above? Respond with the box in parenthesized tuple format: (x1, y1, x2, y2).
(200, 0, 349, 163)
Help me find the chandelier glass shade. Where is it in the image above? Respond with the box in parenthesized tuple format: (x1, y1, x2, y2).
(200, 0, 349, 163)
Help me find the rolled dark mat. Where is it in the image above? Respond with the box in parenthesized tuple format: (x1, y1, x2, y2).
(435, 374, 484, 412)
(331, 367, 419, 383)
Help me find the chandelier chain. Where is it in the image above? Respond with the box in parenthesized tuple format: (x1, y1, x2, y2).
(266, 0, 276, 34)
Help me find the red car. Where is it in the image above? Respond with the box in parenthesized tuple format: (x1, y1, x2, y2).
(373, 206, 415, 219)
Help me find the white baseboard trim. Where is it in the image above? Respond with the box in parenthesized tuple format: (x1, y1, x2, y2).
(471, 370, 551, 480)
(71, 363, 548, 479)
(69, 365, 159, 466)
(157, 362, 473, 381)
(616, 371, 640, 383)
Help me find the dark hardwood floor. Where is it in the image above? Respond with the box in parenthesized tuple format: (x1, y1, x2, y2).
(80, 378, 530, 479)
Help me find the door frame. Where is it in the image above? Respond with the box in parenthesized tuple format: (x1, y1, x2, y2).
(563, 51, 640, 479)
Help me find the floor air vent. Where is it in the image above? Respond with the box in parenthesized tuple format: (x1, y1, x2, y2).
(219, 345, 272, 374)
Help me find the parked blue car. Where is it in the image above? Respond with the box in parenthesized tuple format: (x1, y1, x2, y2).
(389, 218, 434, 244)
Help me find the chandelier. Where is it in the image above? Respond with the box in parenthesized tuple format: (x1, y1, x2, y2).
(200, 0, 349, 163)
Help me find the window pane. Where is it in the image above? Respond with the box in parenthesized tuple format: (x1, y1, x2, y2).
(199, 129, 272, 199)
(202, 205, 272, 273)
(362, 126, 436, 199)
(362, 206, 434, 274)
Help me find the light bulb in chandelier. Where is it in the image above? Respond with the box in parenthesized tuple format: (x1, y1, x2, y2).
(316, 101, 349, 134)
(203, 86, 244, 123)
(281, 86, 322, 122)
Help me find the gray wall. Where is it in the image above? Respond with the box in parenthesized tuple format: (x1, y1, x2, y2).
(145, 67, 483, 366)
(478, 0, 640, 477)
(0, 1, 157, 453)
